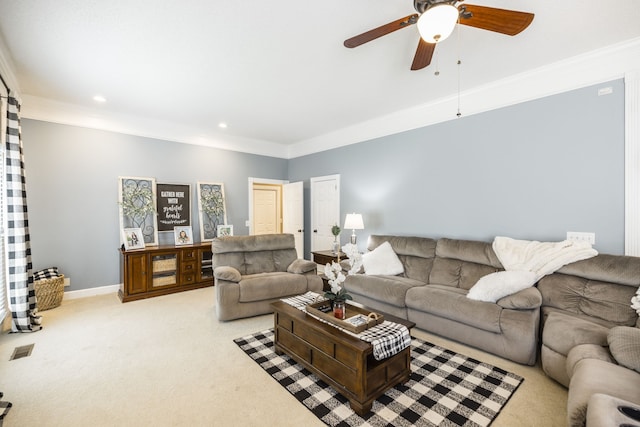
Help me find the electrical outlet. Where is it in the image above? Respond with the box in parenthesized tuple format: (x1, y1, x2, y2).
(63, 277, 70, 287)
(566, 232, 595, 245)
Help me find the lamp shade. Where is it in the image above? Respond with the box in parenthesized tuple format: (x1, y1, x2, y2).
(417, 4, 459, 44)
(344, 213, 364, 230)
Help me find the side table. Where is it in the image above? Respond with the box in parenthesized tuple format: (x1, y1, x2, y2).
(312, 250, 346, 265)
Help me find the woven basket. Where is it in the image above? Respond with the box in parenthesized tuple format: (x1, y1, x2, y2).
(34, 274, 65, 311)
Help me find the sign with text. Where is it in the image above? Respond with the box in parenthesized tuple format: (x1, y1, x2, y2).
(156, 183, 191, 231)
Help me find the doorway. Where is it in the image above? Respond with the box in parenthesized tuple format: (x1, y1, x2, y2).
(310, 174, 340, 252)
(252, 183, 281, 235)
(248, 178, 304, 258)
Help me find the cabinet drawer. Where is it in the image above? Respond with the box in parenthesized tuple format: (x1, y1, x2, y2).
(181, 261, 196, 273)
(181, 273, 196, 284)
(182, 249, 197, 261)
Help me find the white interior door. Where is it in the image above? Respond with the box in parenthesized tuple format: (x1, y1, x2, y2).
(310, 175, 340, 252)
(283, 181, 304, 258)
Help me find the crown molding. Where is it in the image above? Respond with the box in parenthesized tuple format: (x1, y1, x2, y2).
(20, 95, 289, 158)
(287, 37, 640, 159)
(15, 37, 640, 159)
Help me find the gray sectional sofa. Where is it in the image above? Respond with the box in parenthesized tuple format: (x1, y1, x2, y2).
(343, 234, 640, 426)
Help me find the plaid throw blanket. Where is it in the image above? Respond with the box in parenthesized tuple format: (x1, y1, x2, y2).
(281, 292, 411, 360)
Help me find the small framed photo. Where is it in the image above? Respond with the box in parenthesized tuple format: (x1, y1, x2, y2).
(174, 226, 194, 246)
(217, 225, 233, 237)
(122, 228, 145, 250)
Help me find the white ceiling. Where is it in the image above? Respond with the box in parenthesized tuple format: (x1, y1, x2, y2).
(1, 0, 639, 158)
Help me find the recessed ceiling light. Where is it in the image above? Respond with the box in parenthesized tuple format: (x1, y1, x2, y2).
(218, 122, 228, 129)
(93, 95, 106, 103)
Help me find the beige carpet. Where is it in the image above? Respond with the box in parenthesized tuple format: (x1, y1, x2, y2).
(0, 288, 567, 426)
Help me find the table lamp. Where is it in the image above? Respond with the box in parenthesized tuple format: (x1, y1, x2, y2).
(344, 213, 364, 245)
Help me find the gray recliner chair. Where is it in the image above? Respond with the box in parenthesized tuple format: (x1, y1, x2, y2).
(212, 233, 322, 321)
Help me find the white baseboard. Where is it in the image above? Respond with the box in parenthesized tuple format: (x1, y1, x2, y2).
(63, 284, 120, 300)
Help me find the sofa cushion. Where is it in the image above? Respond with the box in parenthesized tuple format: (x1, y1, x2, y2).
(238, 272, 308, 302)
(367, 235, 436, 283)
(435, 238, 503, 268)
(212, 234, 298, 275)
(542, 312, 609, 356)
(429, 257, 499, 290)
(557, 253, 640, 287)
(344, 274, 424, 307)
(405, 285, 502, 333)
(608, 326, 640, 373)
(362, 241, 404, 276)
(467, 270, 538, 302)
(538, 273, 638, 327)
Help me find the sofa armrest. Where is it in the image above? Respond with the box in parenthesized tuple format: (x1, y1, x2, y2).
(214, 266, 242, 282)
(566, 344, 615, 378)
(287, 259, 317, 274)
(497, 287, 542, 310)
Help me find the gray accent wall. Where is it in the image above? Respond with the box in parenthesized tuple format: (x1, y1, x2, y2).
(289, 79, 626, 257)
(22, 120, 288, 291)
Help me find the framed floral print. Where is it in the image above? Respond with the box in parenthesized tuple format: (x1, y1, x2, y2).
(197, 182, 227, 242)
(118, 176, 159, 246)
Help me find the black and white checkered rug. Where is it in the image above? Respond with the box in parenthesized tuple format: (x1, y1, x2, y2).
(234, 329, 523, 427)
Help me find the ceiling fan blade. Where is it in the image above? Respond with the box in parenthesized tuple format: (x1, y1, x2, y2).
(344, 14, 419, 48)
(411, 38, 435, 70)
(459, 4, 534, 36)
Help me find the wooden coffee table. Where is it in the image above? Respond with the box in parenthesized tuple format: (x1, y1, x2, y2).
(271, 300, 415, 416)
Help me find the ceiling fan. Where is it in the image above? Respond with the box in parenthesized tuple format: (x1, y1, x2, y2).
(344, 0, 534, 70)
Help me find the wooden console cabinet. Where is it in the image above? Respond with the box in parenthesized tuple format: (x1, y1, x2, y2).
(119, 242, 213, 302)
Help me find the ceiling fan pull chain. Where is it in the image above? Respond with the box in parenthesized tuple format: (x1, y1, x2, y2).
(457, 59, 462, 117)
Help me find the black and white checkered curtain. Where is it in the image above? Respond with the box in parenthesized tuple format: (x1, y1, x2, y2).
(5, 97, 41, 332)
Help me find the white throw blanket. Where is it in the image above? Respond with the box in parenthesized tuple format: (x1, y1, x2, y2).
(492, 236, 598, 280)
(467, 236, 598, 303)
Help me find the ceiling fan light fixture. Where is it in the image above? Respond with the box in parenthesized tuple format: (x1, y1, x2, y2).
(417, 4, 459, 44)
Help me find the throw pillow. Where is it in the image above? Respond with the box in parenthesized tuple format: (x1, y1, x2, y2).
(33, 267, 60, 281)
(362, 241, 404, 276)
(467, 270, 538, 303)
(608, 326, 640, 373)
